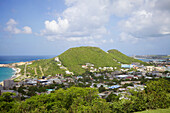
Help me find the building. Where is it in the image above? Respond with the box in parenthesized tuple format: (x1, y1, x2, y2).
(145, 66, 154, 71)
(0, 85, 3, 90)
(65, 71, 74, 75)
(54, 57, 60, 62)
(121, 64, 133, 69)
(3, 79, 14, 89)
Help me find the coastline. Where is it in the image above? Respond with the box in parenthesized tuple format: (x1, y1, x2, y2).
(0, 67, 21, 86)
(11, 67, 21, 80)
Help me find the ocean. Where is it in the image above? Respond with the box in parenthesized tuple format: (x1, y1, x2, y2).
(0, 56, 55, 82)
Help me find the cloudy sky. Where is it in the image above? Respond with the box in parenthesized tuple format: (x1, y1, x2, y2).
(0, 0, 170, 56)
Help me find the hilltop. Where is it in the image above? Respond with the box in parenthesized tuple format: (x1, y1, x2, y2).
(58, 46, 120, 74)
(16, 46, 147, 78)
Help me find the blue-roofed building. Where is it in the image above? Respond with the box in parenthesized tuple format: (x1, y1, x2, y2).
(121, 64, 133, 69)
(108, 85, 120, 89)
(46, 89, 55, 94)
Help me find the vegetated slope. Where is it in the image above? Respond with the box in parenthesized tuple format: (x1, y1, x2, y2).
(108, 49, 148, 65)
(58, 46, 120, 74)
(18, 58, 65, 77)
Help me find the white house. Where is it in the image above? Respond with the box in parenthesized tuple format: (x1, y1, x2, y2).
(65, 71, 74, 75)
(55, 57, 60, 62)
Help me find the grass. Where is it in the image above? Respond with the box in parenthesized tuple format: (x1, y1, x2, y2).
(108, 49, 148, 65)
(18, 46, 149, 77)
(59, 46, 120, 74)
(135, 108, 170, 113)
(18, 58, 66, 77)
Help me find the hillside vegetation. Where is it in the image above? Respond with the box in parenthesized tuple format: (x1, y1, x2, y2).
(18, 58, 65, 77)
(18, 46, 147, 77)
(58, 47, 120, 74)
(108, 49, 148, 65)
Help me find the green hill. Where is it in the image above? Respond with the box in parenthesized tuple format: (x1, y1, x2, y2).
(108, 49, 148, 65)
(17, 46, 147, 78)
(58, 46, 120, 74)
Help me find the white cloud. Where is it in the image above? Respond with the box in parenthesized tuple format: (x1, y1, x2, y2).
(7, 18, 17, 25)
(41, 0, 170, 44)
(120, 32, 139, 44)
(41, 0, 111, 44)
(118, 0, 170, 41)
(5, 18, 32, 34)
(23, 26, 32, 34)
(110, 0, 143, 17)
(44, 17, 69, 33)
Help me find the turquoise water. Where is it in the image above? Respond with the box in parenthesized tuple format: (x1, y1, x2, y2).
(0, 56, 55, 82)
(0, 67, 15, 82)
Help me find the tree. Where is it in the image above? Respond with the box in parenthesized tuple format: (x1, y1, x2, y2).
(98, 85, 106, 93)
(106, 93, 120, 102)
(145, 79, 170, 109)
(0, 92, 16, 112)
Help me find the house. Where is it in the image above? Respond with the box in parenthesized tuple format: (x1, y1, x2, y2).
(57, 63, 62, 66)
(95, 73, 102, 77)
(155, 66, 166, 72)
(55, 57, 60, 62)
(116, 75, 128, 79)
(118, 88, 126, 92)
(108, 85, 120, 89)
(65, 71, 74, 75)
(26, 79, 37, 85)
(145, 76, 153, 79)
(85, 63, 94, 67)
(82, 65, 87, 69)
(77, 76, 83, 80)
(46, 89, 55, 94)
(37, 79, 48, 84)
(121, 64, 133, 69)
(146, 66, 155, 71)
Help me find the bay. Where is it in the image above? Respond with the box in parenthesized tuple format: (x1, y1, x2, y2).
(0, 56, 55, 82)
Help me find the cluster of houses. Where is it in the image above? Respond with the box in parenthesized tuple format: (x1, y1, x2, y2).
(82, 63, 117, 72)
(1, 61, 170, 100)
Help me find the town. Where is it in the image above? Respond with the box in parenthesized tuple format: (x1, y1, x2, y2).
(0, 57, 170, 100)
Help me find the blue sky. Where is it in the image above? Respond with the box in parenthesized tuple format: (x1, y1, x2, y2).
(0, 0, 170, 56)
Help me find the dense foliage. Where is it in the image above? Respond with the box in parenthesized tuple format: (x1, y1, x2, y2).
(0, 79, 169, 113)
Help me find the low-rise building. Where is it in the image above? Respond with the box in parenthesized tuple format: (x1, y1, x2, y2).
(3, 79, 14, 89)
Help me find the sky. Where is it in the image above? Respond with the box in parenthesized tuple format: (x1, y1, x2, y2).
(0, 0, 170, 56)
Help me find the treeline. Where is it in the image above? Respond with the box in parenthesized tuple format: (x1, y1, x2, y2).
(0, 79, 170, 113)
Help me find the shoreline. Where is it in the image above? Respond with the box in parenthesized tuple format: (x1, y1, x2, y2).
(11, 67, 21, 80)
(0, 67, 21, 86)
(0, 61, 28, 85)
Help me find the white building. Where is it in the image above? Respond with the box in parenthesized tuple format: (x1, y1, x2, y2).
(55, 57, 60, 62)
(65, 71, 74, 75)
